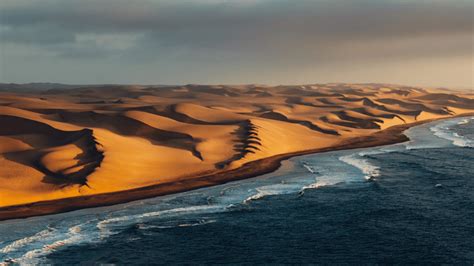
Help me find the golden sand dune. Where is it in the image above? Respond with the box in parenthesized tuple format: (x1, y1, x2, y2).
(0, 83, 473, 209)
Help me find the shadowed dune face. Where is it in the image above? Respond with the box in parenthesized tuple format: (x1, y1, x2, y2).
(0, 84, 473, 206)
(0, 115, 103, 187)
(51, 110, 203, 160)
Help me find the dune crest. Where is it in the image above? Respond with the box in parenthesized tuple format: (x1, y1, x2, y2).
(0, 83, 473, 207)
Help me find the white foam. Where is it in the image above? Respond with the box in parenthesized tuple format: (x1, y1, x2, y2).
(136, 219, 216, 230)
(339, 154, 380, 180)
(404, 141, 440, 150)
(358, 149, 386, 156)
(0, 228, 55, 254)
(301, 180, 331, 191)
(178, 219, 217, 227)
(243, 183, 303, 204)
(136, 223, 174, 230)
(15, 225, 85, 265)
(97, 205, 224, 237)
(243, 190, 268, 204)
(430, 121, 473, 148)
(301, 162, 317, 174)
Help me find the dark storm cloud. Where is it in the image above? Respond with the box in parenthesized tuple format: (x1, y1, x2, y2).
(1, 0, 471, 50)
(0, 0, 472, 85)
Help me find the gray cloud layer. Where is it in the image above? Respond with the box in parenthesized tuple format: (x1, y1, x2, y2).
(0, 0, 472, 86)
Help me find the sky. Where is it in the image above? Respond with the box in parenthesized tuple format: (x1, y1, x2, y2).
(0, 0, 472, 87)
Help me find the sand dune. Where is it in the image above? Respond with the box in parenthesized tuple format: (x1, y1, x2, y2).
(0, 83, 473, 208)
(52, 110, 202, 159)
(174, 103, 245, 124)
(0, 115, 103, 187)
(258, 111, 340, 135)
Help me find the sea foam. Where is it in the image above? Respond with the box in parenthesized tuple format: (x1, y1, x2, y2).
(243, 183, 304, 204)
(97, 205, 224, 238)
(0, 228, 55, 254)
(430, 119, 474, 148)
(339, 154, 380, 180)
(13, 224, 86, 265)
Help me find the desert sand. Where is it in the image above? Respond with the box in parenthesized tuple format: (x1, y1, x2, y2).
(0, 83, 473, 220)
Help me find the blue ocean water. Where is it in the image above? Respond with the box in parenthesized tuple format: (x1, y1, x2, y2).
(1, 117, 473, 264)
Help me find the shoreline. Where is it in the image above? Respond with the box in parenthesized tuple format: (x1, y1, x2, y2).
(1, 114, 472, 221)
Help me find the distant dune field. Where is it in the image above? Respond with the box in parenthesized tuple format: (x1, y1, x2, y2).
(0, 84, 473, 208)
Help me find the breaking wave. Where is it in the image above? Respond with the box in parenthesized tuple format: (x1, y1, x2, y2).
(301, 180, 331, 191)
(0, 228, 55, 255)
(339, 154, 380, 180)
(97, 205, 225, 237)
(430, 117, 474, 148)
(243, 183, 305, 204)
(10, 225, 86, 265)
(136, 219, 217, 230)
(301, 161, 317, 174)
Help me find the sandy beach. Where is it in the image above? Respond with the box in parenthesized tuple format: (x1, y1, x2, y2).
(0, 84, 473, 220)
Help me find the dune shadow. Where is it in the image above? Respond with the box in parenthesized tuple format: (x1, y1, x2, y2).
(0, 115, 103, 187)
(215, 120, 261, 169)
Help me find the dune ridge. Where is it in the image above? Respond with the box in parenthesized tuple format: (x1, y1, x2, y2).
(0, 83, 473, 215)
(0, 115, 103, 188)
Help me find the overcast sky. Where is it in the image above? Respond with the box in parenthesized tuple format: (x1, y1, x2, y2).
(0, 0, 472, 87)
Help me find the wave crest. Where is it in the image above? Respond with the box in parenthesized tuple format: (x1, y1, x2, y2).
(339, 154, 380, 180)
(430, 119, 474, 148)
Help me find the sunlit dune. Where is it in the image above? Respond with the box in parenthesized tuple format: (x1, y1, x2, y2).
(0, 83, 473, 208)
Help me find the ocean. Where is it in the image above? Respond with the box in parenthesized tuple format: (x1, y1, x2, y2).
(1, 117, 473, 264)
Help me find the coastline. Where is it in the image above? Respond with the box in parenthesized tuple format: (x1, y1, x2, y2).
(1, 114, 472, 221)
